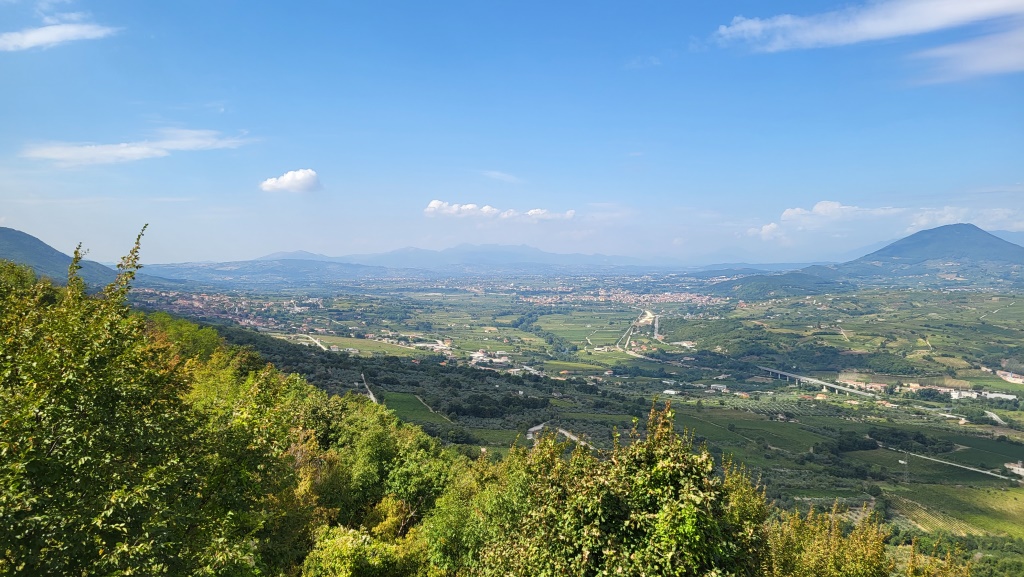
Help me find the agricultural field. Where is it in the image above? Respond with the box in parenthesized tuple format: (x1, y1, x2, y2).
(888, 484, 1024, 537)
(689, 290, 1024, 384)
(378, 391, 452, 426)
(197, 277, 1024, 566)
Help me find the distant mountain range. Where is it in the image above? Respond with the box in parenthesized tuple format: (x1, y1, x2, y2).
(257, 244, 649, 269)
(142, 259, 432, 288)
(2, 223, 1022, 293)
(257, 246, 834, 275)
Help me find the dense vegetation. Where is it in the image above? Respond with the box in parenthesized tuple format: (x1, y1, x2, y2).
(0, 249, 974, 575)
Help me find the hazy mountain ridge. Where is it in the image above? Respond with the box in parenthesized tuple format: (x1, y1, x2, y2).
(706, 271, 855, 299)
(0, 227, 118, 289)
(3, 224, 1022, 292)
(143, 259, 435, 288)
(258, 243, 649, 268)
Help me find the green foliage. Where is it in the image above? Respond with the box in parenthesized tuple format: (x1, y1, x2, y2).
(0, 240, 270, 574)
(763, 504, 892, 577)
(425, 407, 770, 576)
(302, 526, 426, 577)
(148, 311, 222, 361)
(0, 243, 988, 576)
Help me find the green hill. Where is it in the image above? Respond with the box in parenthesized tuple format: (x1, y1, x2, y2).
(0, 227, 117, 288)
(819, 223, 1024, 287)
(708, 271, 853, 299)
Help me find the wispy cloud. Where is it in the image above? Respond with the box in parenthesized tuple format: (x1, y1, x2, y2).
(502, 208, 577, 221)
(0, 21, 116, 50)
(40, 10, 87, 25)
(424, 200, 575, 222)
(22, 128, 250, 166)
(479, 170, 522, 183)
(914, 24, 1024, 81)
(909, 206, 1024, 231)
(1, 2, 118, 51)
(716, 0, 1024, 80)
(717, 1, 1024, 51)
(260, 168, 321, 193)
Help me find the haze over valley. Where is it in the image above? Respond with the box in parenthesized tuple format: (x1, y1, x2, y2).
(3, 0, 1024, 575)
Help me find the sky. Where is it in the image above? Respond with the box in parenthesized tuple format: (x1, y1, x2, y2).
(1, 0, 1022, 265)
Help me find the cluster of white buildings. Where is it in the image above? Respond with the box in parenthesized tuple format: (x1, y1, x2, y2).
(841, 379, 1017, 402)
(469, 349, 511, 366)
(902, 382, 1017, 401)
(949, 389, 1017, 401)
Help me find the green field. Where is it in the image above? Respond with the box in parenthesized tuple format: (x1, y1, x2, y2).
(888, 484, 1024, 537)
(234, 283, 1024, 553)
(281, 334, 429, 357)
(380, 391, 452, 426)
(543, 360, 607, 373)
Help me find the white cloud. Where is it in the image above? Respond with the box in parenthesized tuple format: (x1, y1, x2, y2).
(716, 0, 1024, 79)
(717, 0, 1024, 51)
(40, 11, 87, 25)
(749, 200, 905, 242)
(0, 22, 117, 50)
(747, 222, 786, 241)
(909, 206, 1024, 231)
(22, 128, 250, 166)
(479, 170, 521, 183)
(424, 200, 496, 217)
(525, 208, 576, 220)
(259, 168, 321, 193)
(424, 200, 574, 221)
(914, 24, 1024, 81)
(780, 200, 903, 229)
(749, 200, 1024, 249)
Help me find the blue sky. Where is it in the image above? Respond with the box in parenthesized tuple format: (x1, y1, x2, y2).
(1, 0, 1022, 264)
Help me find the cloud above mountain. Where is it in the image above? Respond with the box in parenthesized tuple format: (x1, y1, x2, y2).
(424, 200, 575, 221)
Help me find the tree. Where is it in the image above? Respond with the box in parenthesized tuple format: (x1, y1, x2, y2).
(762, 504, 891, 577)
(0, 239, 287, 575)
(427, 406, 769, 576)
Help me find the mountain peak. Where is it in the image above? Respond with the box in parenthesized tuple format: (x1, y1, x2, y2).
(856, 223, 1024, 264)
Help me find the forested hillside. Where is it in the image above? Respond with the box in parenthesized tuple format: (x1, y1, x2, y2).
(0, 248, 970, 576)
